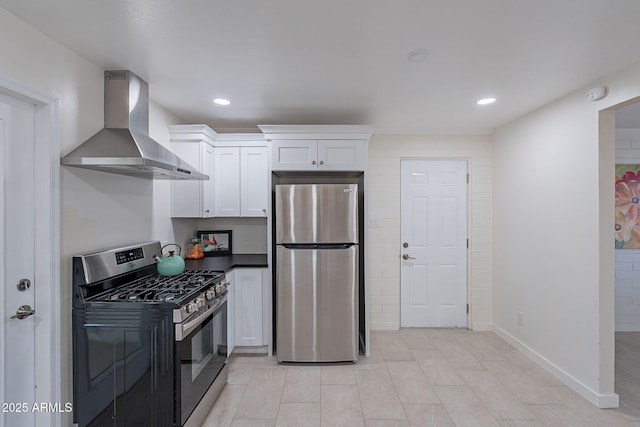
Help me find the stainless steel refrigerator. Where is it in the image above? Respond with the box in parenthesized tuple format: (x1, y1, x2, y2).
(275, 183, 359, 362)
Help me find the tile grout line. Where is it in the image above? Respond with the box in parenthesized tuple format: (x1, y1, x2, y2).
(382, 358, 410, 423)
(274, 364, 287, 426)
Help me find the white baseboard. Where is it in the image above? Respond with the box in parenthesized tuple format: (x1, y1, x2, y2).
(615, 324, 640, 332)
(492, 324, 619, 409)
(232, 346, 268, 355)
(370, 322, 399, 331)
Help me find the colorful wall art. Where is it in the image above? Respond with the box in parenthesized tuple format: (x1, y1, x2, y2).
(615, 165, 640, 248)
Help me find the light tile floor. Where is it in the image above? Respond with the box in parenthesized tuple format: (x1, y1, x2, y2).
(203, 329, 640, 426)
(616, 332, 640, 418)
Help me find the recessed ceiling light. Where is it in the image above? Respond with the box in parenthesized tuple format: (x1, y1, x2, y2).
(477, 97, 496, 105)
(407, 49, 431, 63)
(213, 98, 231, 106)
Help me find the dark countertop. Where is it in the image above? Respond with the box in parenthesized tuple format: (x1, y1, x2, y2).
(184, 254, 268, 273)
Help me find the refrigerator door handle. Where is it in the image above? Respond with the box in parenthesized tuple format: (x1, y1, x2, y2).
(280, 243, 356, 250)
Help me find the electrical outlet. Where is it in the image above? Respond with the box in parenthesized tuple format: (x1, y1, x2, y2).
(368, 218, 382, 228)
(517, 311, 524, 326)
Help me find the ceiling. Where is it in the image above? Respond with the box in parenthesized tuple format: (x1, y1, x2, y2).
(3, 0, 640, 133)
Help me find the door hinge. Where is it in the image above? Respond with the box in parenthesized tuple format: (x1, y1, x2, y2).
(466, 238, 469, 248)
(466, 173, 469, 183)
(467, 304, 469, 314)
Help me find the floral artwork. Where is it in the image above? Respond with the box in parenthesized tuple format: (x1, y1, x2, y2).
(615, 165, 640, 248)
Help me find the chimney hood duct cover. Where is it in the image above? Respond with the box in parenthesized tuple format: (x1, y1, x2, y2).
(61, 70, 208, 180)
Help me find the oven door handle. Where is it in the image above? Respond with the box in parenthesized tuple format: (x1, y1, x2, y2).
(176, 295, 227, 341)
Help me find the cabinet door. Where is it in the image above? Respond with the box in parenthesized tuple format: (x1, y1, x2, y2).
(226, 271, 235, 356)
(234, 269, 263, 347)
(73, 311, 174, 426)
(214, 147, 241, 216)
(271, 140, 318, 171)
(171, 141, 205, 217)
(241, 146, 268, 217)
(317, 140, 366, 171)
(201, 143, 214, 217)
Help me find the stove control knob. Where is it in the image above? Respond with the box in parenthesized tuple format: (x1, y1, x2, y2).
(186, 302, 197, 314)
(196, 297, 205, 308)
(205, 289, 215, 300)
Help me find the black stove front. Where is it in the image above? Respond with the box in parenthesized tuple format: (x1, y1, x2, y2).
(72, 242, 228, 427)
(73, 304, 176, 427)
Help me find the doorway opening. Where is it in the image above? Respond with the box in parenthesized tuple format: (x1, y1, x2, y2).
(612, 100, 640, 417)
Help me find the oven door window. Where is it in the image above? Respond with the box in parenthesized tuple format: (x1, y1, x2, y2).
(178, 302, 227, 425)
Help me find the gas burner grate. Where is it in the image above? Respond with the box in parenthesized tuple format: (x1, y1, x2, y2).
(88, 271, 222, 303)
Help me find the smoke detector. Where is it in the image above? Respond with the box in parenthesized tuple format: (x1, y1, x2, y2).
(586, 86, 607, 102)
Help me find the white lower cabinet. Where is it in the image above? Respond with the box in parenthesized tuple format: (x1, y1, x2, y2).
(226, 270, 235, 356)
(227, 268, 269, 353)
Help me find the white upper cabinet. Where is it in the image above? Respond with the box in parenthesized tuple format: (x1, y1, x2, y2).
(241, 147, 269, 216)
(271, 140, 365, 171)
(214, 142, 269, 218)
(169, 126, 269, 218)
(169, 125, 216, 218)
(317, 140, 366, 170)
(259, 125, 374, 172)
(270, 139, 318, 170)
(201, 144, 215, 216)
(213, 147, 241, 216)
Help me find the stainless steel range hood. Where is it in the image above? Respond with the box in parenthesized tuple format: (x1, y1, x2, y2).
(61, 70, 208, 180)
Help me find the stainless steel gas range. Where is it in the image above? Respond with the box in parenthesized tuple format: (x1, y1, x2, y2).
(72, 241, 229, 427)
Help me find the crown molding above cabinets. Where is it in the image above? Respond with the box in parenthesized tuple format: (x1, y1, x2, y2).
(258, 125, 375, 141)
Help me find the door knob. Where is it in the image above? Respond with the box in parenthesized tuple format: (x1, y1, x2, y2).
(402, 242, 409, 248)
(402, 254, 416, 260)
(9, 304, 35, 320)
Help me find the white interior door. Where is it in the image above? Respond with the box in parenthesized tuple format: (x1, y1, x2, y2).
(400, 160, 468, 328)
(1, 92, 37, 426)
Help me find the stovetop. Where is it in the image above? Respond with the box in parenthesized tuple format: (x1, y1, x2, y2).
(71, 242, 231, 322)
(88, 270, 224, 304)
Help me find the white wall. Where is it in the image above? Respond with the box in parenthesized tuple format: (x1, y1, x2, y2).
(615, 128, 640, 331)
(493, 61, 640, 408)
(367, 134, 493, 331)
(0, 7, 186, 423)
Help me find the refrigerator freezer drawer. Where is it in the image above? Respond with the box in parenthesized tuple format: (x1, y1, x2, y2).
(276, 245, 359, 362)
(275, 184, 358, 244)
